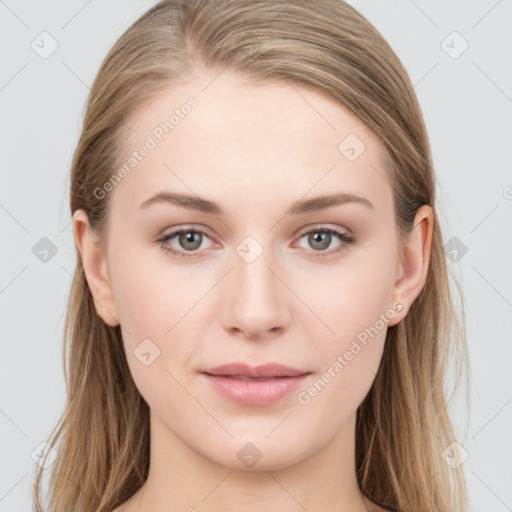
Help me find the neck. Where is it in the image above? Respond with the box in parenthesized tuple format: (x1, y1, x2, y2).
(137, 410, 371, 512)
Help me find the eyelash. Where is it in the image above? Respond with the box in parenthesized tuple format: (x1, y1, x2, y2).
(156, 225, 356, 260)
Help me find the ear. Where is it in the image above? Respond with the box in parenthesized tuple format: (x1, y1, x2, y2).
(72, 209, 120, 327)
(388, 205, 434, 327)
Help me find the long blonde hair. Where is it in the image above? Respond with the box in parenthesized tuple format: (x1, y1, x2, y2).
(33, 1, 469, 510)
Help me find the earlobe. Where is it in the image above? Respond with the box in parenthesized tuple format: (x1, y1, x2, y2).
(388, 205, 434, 326)
(72, 210, 120, 327)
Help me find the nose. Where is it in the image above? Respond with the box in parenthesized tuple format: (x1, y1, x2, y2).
(219, 240, 291, 340)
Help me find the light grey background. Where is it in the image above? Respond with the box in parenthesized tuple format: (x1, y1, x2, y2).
(1, 1, 511, 510)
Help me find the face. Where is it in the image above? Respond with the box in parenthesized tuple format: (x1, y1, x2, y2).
(76, 69, 431, 472)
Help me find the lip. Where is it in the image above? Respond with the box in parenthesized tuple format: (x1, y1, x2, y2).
(204, 362, 309, 378)
(201, 363, 311, 406)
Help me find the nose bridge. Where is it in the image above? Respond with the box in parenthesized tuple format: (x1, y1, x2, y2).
(220, 234, 289, 337)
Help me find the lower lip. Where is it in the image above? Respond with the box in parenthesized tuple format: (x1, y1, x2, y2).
(202, 373, 310, 406)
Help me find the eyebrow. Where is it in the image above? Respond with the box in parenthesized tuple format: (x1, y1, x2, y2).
(138, 191, 374, 215)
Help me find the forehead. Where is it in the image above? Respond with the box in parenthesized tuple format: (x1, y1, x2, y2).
(112, 70, 393, 220)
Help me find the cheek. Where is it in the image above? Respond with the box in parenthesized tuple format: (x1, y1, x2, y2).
(296, 243, 395, 406)
(300, 245, 397, 344)
(297, 301, 388, 422)
(109, 242, 190, 336)
(108, 247, 192, 403)
(108, 244, 207, 377)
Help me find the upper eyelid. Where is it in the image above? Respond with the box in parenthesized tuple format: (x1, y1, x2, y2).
(296, 224, 349, 236)
(160, 224, 349, 238)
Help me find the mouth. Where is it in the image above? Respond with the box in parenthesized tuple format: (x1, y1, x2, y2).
(201, 363, 311, 406)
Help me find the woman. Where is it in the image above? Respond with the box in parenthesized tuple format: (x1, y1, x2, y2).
(32, 1, 469, 511)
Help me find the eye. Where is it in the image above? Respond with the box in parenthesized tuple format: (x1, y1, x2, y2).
(156, 227, 215, 258)
(156, 225, 356, 260)
(295, 226, 355, 259)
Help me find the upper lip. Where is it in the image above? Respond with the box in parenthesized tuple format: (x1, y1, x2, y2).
(202, 363, 310, 378)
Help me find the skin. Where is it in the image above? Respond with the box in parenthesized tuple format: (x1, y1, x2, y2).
(73, 69, 433, 511)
